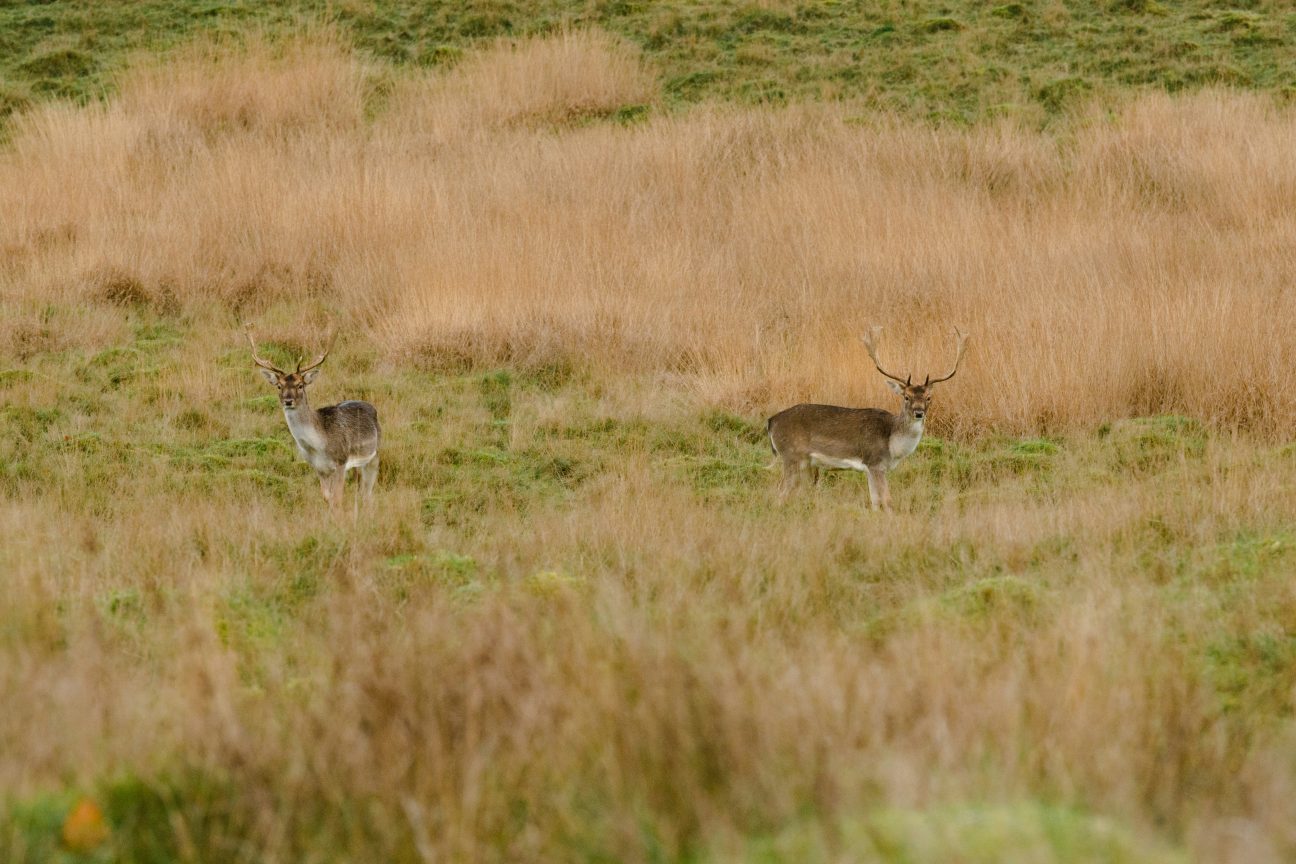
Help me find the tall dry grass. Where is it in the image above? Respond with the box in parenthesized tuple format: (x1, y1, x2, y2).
(3, 32, 1296, 435)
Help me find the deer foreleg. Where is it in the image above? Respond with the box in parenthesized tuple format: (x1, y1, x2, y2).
(876, 468, 893, 512)
(319, 470, 344, 513)
(865, 466, 884, 511)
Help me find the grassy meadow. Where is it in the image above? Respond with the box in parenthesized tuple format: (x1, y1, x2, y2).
(2, 22, 1296, 864)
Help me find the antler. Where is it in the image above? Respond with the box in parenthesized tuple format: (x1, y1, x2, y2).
(296, 318, 337, 375)
(860, 325, 911, 386)
(245, 323, 287, 376)
(924, 327, 970, 386)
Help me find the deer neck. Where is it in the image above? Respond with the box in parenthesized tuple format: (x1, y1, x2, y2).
(282, 397, 328, 454)
(887, 410, 925, 461)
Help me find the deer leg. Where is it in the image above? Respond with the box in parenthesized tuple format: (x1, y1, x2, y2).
(864, 466, 882, 511)
(779, 456, 813, 501)
(877, 468, 893, 513)
(777, 458, 797, 502)
(318, 472, 335, 509)
(797, 458, 815, 492)
(319, 470, 343, 515)
(351, 468, 362, 521)
(332, 470, 347, 515)
(360, 455, 379, 509)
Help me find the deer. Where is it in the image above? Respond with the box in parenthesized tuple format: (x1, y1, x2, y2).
(766, 326, 969, 511)
(245, 322, 381, 515)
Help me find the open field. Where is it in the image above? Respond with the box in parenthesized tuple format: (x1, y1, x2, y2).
(3, 29, 1296, 864)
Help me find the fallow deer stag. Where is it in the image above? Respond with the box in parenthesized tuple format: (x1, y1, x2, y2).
(246, 322, 381, 515)
(766, 326, 969, 511)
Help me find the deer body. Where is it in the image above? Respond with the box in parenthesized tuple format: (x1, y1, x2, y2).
(284, 400, 380, 475)
(767, 327, 967, 511)
(247, 324, 381, 514)
(771, 405, 923, 469)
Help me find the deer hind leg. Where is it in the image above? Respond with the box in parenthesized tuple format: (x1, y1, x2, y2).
(777, 455, 805, 501)
(360, 455, 379, 509)
(777, 459, 795, 501)
(351, 468, 362, 521)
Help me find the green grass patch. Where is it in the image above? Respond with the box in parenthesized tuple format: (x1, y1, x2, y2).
(939, 574, 1044, 623)
(863, 571, 1047, 641)
(1205, 530, 1293, 584)
(2, 771, 242, 864)
(914, 435, 1061, 491)
(421, 444, 596, 527)
(1206, 628, 1296, 717)
(381, 548, 484, 601)
(1099, 415, 1206, 473)
(0, 404, 63, 444)
(0, 369, 34, 388)
(150, 436, 300, 500)
(725, 802, 1185, 864)
(537, 415, 653, 450)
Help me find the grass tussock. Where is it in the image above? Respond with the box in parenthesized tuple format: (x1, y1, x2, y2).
(3, 32, 1296, 863)
(382, 27, 658, 135)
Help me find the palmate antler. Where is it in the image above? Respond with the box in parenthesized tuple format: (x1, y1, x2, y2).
(924, 327, 970, 386)
(860, 326, 911, 386)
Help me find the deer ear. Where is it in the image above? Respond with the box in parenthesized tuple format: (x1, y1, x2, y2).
(885, 380, 904, 395)
(301, 368, 321, 385)
(259, 368, 280, 385)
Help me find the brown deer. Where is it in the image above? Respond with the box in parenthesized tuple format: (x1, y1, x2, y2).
(766, 326, 969, 510)
(246, 322, 381, 515)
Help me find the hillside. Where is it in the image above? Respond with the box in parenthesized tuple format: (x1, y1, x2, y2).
(3, 13, 1296, 864)
(3, 0, 1296, 123)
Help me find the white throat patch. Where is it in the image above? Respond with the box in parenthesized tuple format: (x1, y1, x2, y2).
(889, 420, 924, 462)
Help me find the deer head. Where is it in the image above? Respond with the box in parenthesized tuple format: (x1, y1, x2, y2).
(246, 321, 336, 410)
(860, 326, 969, 422)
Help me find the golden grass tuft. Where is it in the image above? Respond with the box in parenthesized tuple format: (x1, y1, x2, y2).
(379, 28, 658, 138)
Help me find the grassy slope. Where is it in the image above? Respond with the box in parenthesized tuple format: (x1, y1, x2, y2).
(2, 0, 1296, 123)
